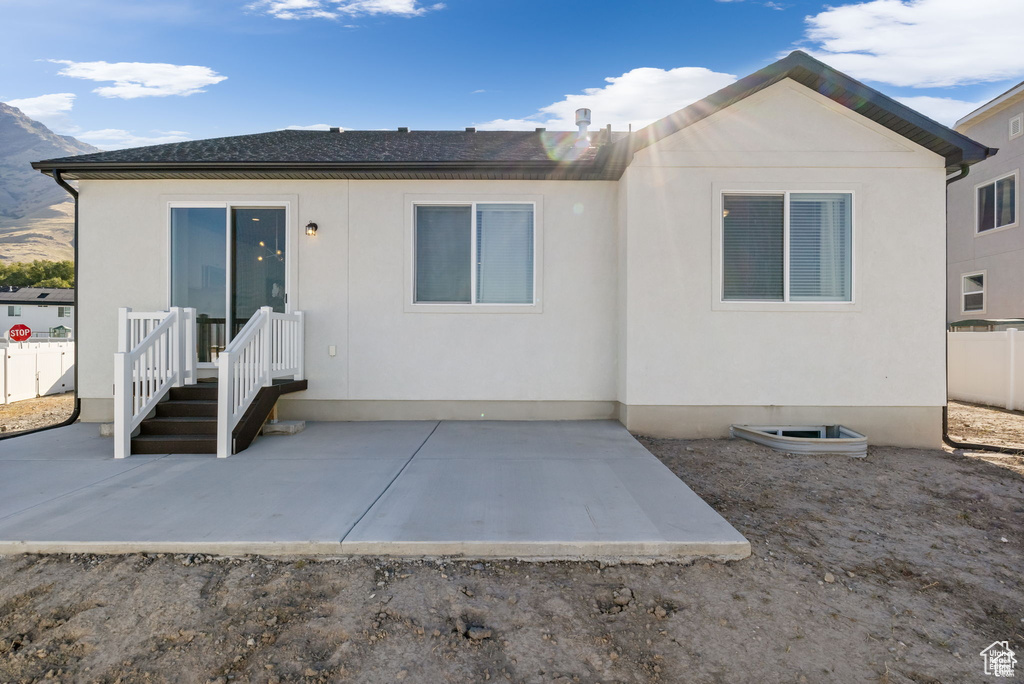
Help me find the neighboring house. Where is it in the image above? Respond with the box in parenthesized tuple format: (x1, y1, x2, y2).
(0, 287, 74, 339)
(31, 51, 991, 451)
(948, 81, 1024, 324)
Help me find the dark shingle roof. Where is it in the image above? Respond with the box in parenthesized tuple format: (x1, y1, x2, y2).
(0, 287, 74, 305)
(32, 51, 994, 180)
(33, 130, 626, 180)
(37, 130, 615, 165)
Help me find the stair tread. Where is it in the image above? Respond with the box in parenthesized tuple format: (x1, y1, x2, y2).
(132, 434, 216, 442)
(144, 416, 216, 422)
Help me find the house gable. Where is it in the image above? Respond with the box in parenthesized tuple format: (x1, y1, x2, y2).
(632, 79, 938, 170)
(614, 50, 993, 175)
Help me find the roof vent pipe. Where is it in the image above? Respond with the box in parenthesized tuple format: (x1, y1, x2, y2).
(575, 108, 591, 139)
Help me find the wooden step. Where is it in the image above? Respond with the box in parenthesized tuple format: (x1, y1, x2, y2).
(156, 400, 217, 418)
(169, 385, 218, 401)
(131, 434, 217, 454)
(130, 379, 309, 456)
(140, 416, 217, 435)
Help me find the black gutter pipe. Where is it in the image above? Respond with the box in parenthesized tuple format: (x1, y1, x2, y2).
(942, 161, 1023, 454)
(945, 163, 970, 185)
(0, 169, 81, 441)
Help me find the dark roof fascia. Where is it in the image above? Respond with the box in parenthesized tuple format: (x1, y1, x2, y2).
(615, 50, 996, 173)
(0, 297, 74, 306)
(32, 159, 619, 181)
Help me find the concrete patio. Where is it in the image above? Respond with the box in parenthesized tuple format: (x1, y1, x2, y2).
(0, 420, 750, 560)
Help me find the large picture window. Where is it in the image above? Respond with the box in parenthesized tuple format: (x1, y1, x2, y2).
(977, 172, 1017, 233)
(722, 192, 852, 302)
(415, 203, 535, 305)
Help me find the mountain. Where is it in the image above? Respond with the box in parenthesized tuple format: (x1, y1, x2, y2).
(0, 102, 100, 262)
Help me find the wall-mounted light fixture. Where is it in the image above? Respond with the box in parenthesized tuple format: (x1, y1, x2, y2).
(305, 221, 318, 237)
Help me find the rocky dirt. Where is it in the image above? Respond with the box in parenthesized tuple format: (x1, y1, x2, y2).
(0, 437, 1022, 683)
(0, 393, 74, 435)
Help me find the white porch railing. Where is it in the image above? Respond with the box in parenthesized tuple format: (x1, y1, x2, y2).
(217, 307, 305, 458)
(113, 307, 198, 459)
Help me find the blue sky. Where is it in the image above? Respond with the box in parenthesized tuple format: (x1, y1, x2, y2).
(2, 0, 1022, 149)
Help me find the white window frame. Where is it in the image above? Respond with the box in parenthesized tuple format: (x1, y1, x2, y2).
(974, 170, 1019, 236)
(164, 196, 299, 367)
(714, 188, 857, 309)
(961, 270, 986, 315)
(57, 306, 72, 317)
(1010, 113, 1023, 141)
(405, 194, 543, 314)
(7, 306, 21, 317)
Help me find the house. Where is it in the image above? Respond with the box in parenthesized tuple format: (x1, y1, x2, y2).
(30, 51, 992, 455)
(0, 287, 74, 339)
(947, 81, 1024, 325)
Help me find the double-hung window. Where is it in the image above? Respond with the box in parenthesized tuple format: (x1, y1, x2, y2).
(977, 172, 1017, 233)
(962, 272, 985, 313)
(722, 192, 852, 302)
(415, 202, 535, 305)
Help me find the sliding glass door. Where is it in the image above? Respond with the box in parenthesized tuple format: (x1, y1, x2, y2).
(170, 205, 287, 363)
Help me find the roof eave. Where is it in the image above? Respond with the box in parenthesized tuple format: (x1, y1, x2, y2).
(32, 158, 624, 181)
(954, 80, 1024, 130)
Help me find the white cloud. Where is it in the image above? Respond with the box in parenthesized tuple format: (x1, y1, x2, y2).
(474, 66, 736, 131)
(249, 0, 444, 20)
(76, 128, 191, 149)
(894, 96, 987, 127)
(49, 60, 227, 99)
(799, 0, 1024, 87)
(283, 123, 336, 130)
(5, 93, 76, 121)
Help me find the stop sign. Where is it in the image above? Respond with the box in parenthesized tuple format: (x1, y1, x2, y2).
(8, 324, 31, 342)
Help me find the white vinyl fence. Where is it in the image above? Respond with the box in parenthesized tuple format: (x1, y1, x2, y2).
(948, 329, 1024, 410)
(0, 340, 75, 404)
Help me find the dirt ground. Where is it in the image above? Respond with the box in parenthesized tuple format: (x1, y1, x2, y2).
(0, 436, 1021, 683)
(948, 399, 1024, 451)
(0, 393, 74, 435)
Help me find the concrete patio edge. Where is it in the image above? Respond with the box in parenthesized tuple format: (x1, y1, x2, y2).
(0, 538, 751, 561)
(338, 539, 752, 561)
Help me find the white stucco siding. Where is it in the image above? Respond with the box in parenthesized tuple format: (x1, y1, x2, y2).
(76, 178, 618, 408)
(78, 181, 170, 408)
(345, 180, 618, 401)
(621, 79, 947, 409)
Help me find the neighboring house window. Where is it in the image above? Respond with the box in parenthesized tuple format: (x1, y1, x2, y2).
(7, 306, 21, 317)
(414, 203, 535, 304)
(977, 172, 1017, 233)
(962, 272, 985, 313)
(722, 192, 852, 302)
(58, 306, 72, 317)
(1011, 114, 1023, 141)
